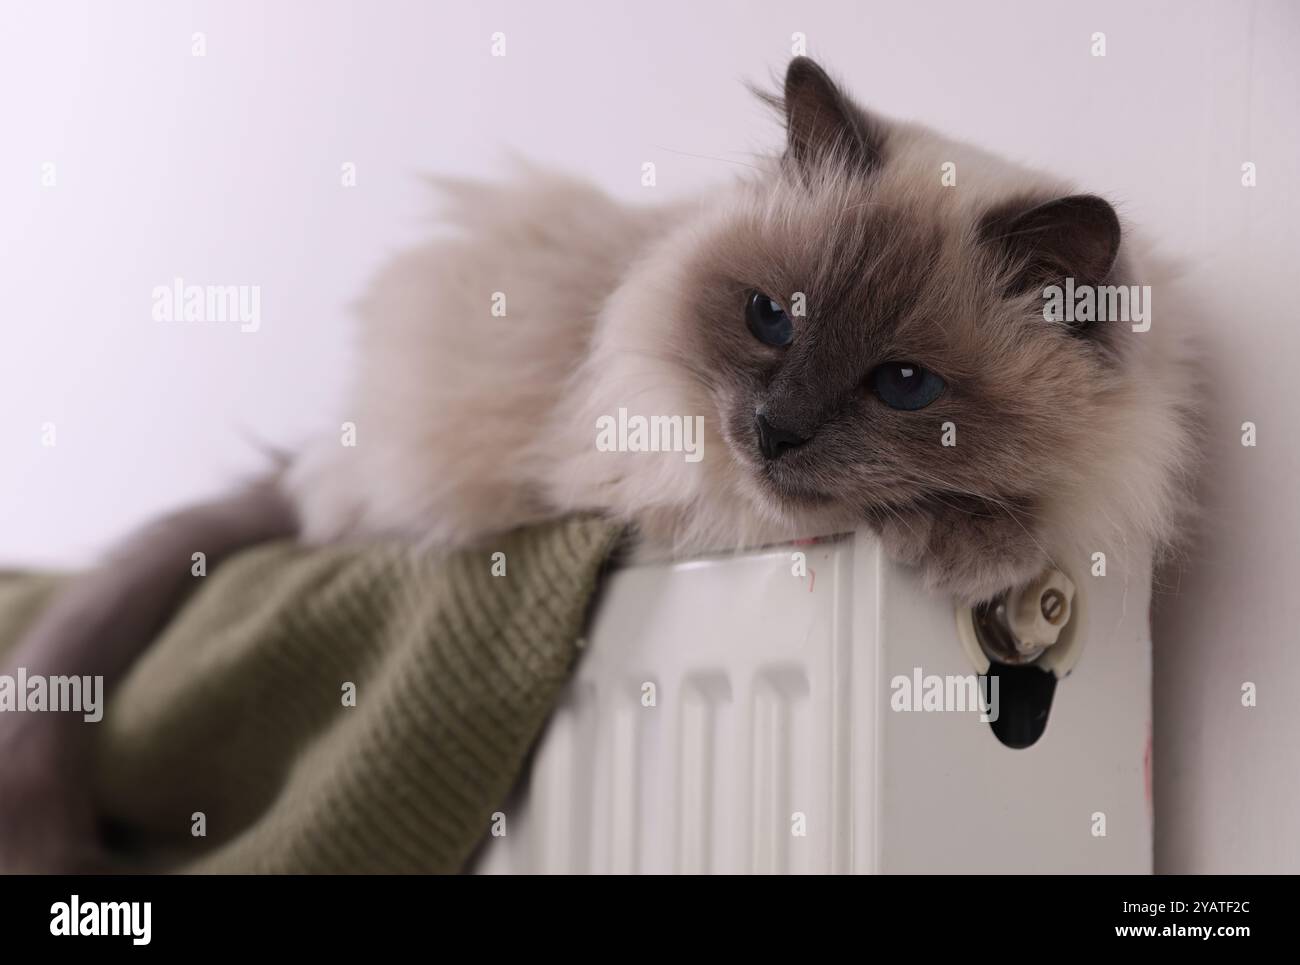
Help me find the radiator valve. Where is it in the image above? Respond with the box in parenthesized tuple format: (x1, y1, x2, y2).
(971, 567, 1077, 666)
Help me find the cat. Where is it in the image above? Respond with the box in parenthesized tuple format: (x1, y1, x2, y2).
(0, 57, 1199, 871)
(286, 56, 1198, 602)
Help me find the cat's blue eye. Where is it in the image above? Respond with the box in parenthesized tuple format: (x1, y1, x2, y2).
(745, 291, 794, 347)
(870, 362, 945, 411)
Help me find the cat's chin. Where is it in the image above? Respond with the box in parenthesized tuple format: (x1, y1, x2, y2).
(756, 466, 875, 535)
(756, 472, 837, 509)
(728, 469, 862, 544)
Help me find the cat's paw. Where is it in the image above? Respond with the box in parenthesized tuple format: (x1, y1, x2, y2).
(874, 496, 1050, 604)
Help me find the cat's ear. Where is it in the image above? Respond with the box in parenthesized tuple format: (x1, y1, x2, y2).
(979, 194, 1122, 298)
(768, 57, 885, 174)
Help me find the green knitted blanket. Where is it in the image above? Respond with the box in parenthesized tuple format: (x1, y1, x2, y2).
(0, 517, 624, 873)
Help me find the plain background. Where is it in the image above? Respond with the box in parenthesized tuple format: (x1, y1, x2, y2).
(1, 0, 1296, 873)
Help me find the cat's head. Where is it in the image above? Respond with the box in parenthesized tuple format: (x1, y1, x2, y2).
(642, 58, 1187, 602)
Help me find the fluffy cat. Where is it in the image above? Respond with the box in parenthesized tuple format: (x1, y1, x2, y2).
(1, 57, 1199, 871)
(287, 56, 1198, 603)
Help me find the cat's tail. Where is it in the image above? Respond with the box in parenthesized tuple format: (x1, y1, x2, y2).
(0, 473, 298, 872)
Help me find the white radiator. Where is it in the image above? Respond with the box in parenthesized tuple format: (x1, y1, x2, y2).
(474, 532, 1152, 874)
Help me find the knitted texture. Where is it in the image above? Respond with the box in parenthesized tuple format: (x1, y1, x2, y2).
(0, 516, 624, 873)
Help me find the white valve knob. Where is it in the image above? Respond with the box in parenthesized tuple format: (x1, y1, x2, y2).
(1006, 567, 1076, 653)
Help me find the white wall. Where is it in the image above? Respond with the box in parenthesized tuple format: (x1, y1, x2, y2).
(1, 0, 1295, 872)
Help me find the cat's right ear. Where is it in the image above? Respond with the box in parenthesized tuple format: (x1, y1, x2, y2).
(760, 57, 886, 175)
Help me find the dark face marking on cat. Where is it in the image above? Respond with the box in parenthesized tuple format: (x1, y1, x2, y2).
(687, 187, 1010, 517)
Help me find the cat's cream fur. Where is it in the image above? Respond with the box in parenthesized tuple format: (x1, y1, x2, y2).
(288, 61, 1198, 603)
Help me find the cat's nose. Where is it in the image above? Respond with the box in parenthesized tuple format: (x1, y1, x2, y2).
(755, 412, 811, 460)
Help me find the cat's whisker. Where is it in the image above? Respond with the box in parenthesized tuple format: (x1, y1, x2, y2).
(887, 468, 1062, 574)
(652, 145, 766, 173)
(842, 199, 901, 213)
(876, 500, 920, 541)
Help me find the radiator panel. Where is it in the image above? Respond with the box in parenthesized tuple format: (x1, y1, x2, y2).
(475, 533, 1151, 874)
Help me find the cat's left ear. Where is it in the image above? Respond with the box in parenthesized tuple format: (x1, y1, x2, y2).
(774, 57, 885, 175)
(979, 193, 1122, 297)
